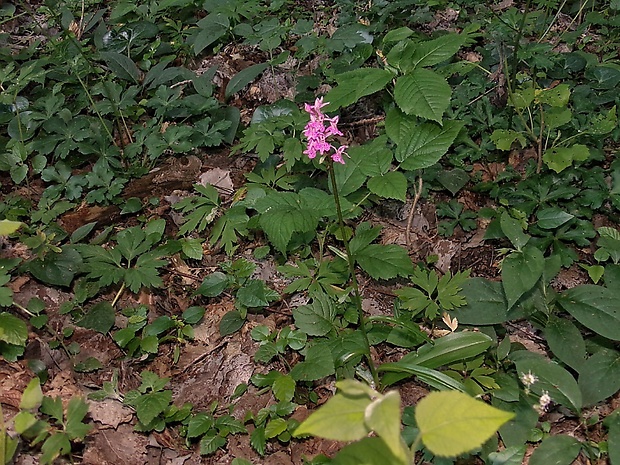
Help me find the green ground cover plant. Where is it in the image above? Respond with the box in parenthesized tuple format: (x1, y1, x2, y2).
(1, 0, 620, 463)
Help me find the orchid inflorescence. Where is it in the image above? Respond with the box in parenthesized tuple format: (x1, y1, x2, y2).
(303, 97, 348, 164)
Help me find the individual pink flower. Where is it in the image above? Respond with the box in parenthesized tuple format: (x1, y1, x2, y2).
(302, 98, 347, 164)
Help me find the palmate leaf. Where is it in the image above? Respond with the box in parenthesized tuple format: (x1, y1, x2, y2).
(394, 69, 451, 123)
(416, 391, 514, 457)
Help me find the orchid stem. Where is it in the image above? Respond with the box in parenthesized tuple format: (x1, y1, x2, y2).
(328, 159, 379, 388)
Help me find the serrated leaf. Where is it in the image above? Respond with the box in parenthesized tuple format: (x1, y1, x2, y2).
(394, 69, 451, 123)
(65, 397, 92, 440)
(543, 144, 590, 173)
(272, 374, 296, 402)
(502, 245, 544, 309)
(199, 432, 226, 455)
(367, 171, 407, 201)
(225, 62, 269, 98)
(134, 390, 172, 425)
(40, 432, 71, 464)
(293, 293, 336, 336)
(265, 418, 288, 439)
(411, 33, 464, 68)
(324, 68, 393, 111)
(557, 285, 620, 340)
(99, 51, 141, 83)
(290, 342, 335, 381)
(77, 301, 115, 334)
(511, 351, 582, 413)
(354, 244, 413, 280)
(250, 426, 266, 455)
(394, 119, 462, 171)
(181, 238, 203, 260)
(294, 391, 371, 440)
(187, 413, 214, 438)
(416, 391, 514, 457)
(529, 435, 581, 465)
(0, 312, 28, 347)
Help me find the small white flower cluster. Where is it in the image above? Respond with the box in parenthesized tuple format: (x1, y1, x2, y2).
(520, 371, 553, 415)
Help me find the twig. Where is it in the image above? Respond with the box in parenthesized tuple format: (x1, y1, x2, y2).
(406, 177, 424, 248)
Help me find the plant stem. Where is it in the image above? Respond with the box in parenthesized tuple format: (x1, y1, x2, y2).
(327, 160, 379, 388)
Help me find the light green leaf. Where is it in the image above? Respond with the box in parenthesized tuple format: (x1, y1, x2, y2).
(543, 144, 590, 173)
(181, 238, 203, 260)
(225, 62, 269, 98)
(557, 284, 620, 340)
(0, 312, 28, 347)
(416, 391, 514, 457)
(545, 107, 572, 129)
(20, 378, 43, 410)
(40, 432, 71, 465)
(544, 316, 586, 370)
(394, 69, 451, 123)
(578, 350, 620, 406)
(294, 391, 371, 441)
(355, 244, 413, 280)
(395, 120, 462, 171)
(324, 68, 394, 111)
(265, 418, 288, 439)
(529, 435, 581, 465)
(490, 129, 527, 151)
(365, 391, 407, 462)
(0, 220, 22, 235)
(367, 171, 407, 201)
(199, 432, 226, 455)
(502, 245, 544, 309)
(272, 374, 296, 402)
(293, 293, 336, 336)
(65, 397, 91, 440)
(535, 84, 571, 107)
(511, 351, 582, 413)
(332, 437, 406, 465)
(488, 446, 526, 465)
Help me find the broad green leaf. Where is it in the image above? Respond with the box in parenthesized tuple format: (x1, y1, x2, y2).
(416, 391, 514, 457)
(490, 129, 526, 151)
(0, 220, 22, 235)
(379, 362, 467, 392)
(500, 212, 530, 250)
(290, 342, 335, 381)
(65, 397, 91, 440)
(26, 246, 82, 287)
(332, 149, 368, 197)
(394, 69, 451, 123)
(193, 13, 229, 55)
(293, 293, 336, 336)
(543, 144, 590, 173)
(487, 446, 526, 465)
(134, 390, 172, 425)
(411, 33, 464, 68)
(545, 107, 572, 129)
(502, 245, 544, 309)
(20, 378, 43, 410)
(77, 301, 115, 334)
(544, 316, 586, 370)
(0, 312, 28, 347)
(219, 310, 245, 336)
(324, 68, 393, 111)
(294, 392, 371, 440)
(529, 435, 581, 465)
(236, 279, 272, 308)
(367, 171, 407, 201)
(182, 306, 205, 325)
(354, 244, 413, 280)
(578, 350, 620, 406)
(99, 51, 141, 83)
(511, 351, 582, 413)
(437, 168, 469, 195)
(195, 272, 229, 297)
(537, 208, 574, 230)
(265, 418, 287, 439)
(535, 84, 570, 107)
(587, 106, 617, 135)
(365, 391, 407, 462)
(456, 278, 509, 325)
(40, 432, 71, 464)
(557, 284, 620, 340)
(199, 432, 226, 455)
(225, 62, 269, 98)
(332, 437, 405, 465)
(187, 413, 214, 438)
(607, 410, 620, 465)
(272, 374, 296, 402)
(181, 238, 203, 260)
(355, 136, 393, 177)
(395, 120, 462, 171)
(383, 26, 414, 44)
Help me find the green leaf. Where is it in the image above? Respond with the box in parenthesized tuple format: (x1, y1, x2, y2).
(293, 293, 336, 336)
(365, 391, 408, 462)
(225, 62, 269, 98)
(187, 413, 214, 438)
(219, 310, 245, 336)
(74, 357, 103, 372)
(26, 246, 82, 287)
(529, 435, 581, 465)
(0, 312, 28, 347)
(40, 432, 71, 465)
(437, 168, 469, 195)
(272, 374, 296, 402)
(99, 51, 141, 83)
(77, 301, 115, 334)
(324, 68, 394, 111)
(411, 33, 464, 68)
(332, 437, 405, 465)
(367, 171, 407, 201)
(511, 351, 582, 413)
(195, 272, 229, 297)
(199, 432, 226, 455)
(537, 208, 574, 230)
(355, 244, 413, 280)
(0, 219, 23, 235)
(456, 278, 509, 325)
(65, 396, 91, 440)
(502, 245, 544, 309)
(193, 13, 229, 55)
(543, 144, 590, 173)
(20, 378, 43, 410)
(544, 316, 586, 370)
(182, 306, 205, 325)
(250, 426, 266, 455)
(294, 391, 371, 441)
(265, 418, 288, 439)
(490, 129, 527, 151)
(500, 212, 530, 250)
(181, 238, 203, 260)
(290, 342, 335, 381)
(557, 285, 620, 340)
(416, 391, 514, 457)
(578, 350, 620, 406)
(134, 390, 173, 425)
(332, 149, 368, 197)
(536, 84, 571, 107)
(607, 410, 620, 465)
(487, 446, 526, 465)
(393, 118, 462, 171)
(394, 69, 451, 123)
